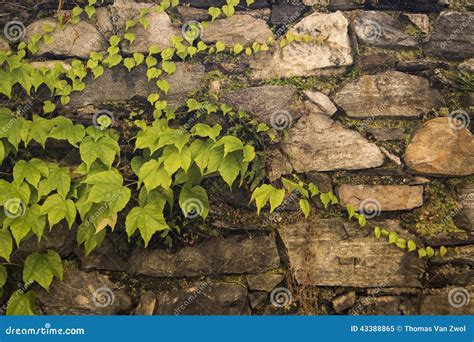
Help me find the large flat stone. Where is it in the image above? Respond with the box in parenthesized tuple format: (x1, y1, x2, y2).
(425, 11, 474, 60)
(128, 235, 281, 277)
(353, 11, 418, 49)
(405, 118, 474, 176)
(278, 219, 425, 287)
(68, 63, 204, 109)
(281, 110, 384, 172)
(338, 185, 424, 211)
(220, 85, 302, 124)
(454, 184, 474, 232)
(155, 281, 250, 315)
(37, 263, 132, 315)
(202, 14, 272, 47)
(333, 71, 443, 118)
(111, 0, 179, 54)
(24, 19, 108, 59)
(251, 11, 353, 79)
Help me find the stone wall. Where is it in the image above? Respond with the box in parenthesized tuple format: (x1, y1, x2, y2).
(0, 0, 473, 315)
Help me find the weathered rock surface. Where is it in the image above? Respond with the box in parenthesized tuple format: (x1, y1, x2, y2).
(220, 85, 303, 123)
(353, 11, 418, 49)
(332, 291, 356, 313)
(68, 63, 204, 108)
(278, 219, 425, 287)
(425, 11, 474, 60)
(128, 235, 280, 277)
(270, 5, 306, 26)
(333, 71, 443, 118)
(304, 91, 337, 116)
(246, 274, 284, 292)
(420, 286, 474, 314)
(459, 58, 474, 73)
(155, 281, 251, 315)
(281, 110, 384, 172)
(37, 263, 132, 315)
(111, 0, 179, 53)
(405, 118, 474, 176)
(454, 185, 474, 232)
(0, 37, 10, 51)
(202, 14, 272, 46)
(403, 13, 431, 35)
(356, 53, 398, 73)
(134, 291, 156, 315)
(251, 11, 353, 79)
(77, 238, 127, 272)
(338, 185, 424, 211)
(24, 19, 107, 59)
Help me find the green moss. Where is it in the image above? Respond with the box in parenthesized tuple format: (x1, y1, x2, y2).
(412, 181, 464, 236)
(262, 75, 339, 93)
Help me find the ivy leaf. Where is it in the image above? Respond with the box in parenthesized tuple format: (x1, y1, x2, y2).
(418, 248, 427, 259)
(38, 164, 71, 199)
(374, 226, 381, 239)
(77, 223, 106, 256)
(5, 204, 46, 246)
(208, 7, 221, 21)
(156, 80, 170, 94)
(192, 123, 222, 141)
(251, 184, 285, 215)
(40, 194, 76, 228)
(49, 116, 85, 147)
(124, 32, 136, 44)
(80, 135, 120, 170)
(23, 115, 55, 147)
(123, 57, 136, 71)
(23, 250, 63, 290)
(82, 170, 131, 213)
(388, 232, 398, 244)
(109, 35, 121, 46)
(218, 151, 242, 187)
(319, 193, 330, 209)
(358, 214, 367, 227)
(6, 290, 36, 315)
(299, 199, 310, 218)
(440, 246, 448, 257)
(0, 107, 23, 149)
(162, 61, 176, 74)
(214, 135, 244, 156)
(0, 265, 7, 288)
(347, 204, 356, 219)
(0, 229, 13, 262)
(126, 203, 169, 247)
(222, 5, 235, 17)
(179, 184, 209, 219)
(396, 238, 407, 249)
(42, 100, 56, 114)
(13, 158, 49, 188)
(133, 52, 144, 65)
(215, 41, 225, 52)
(160, 146, 192, 175)
(426, 246, 435, 258)
(233, 43, 243, 55)
(138, 160, 172, 191)
(407, 240, 417, 252)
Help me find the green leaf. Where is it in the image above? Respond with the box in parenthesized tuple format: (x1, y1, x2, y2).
(407, 240, 417, 252)
(179, 185, 209, 219)
(320, 193, 330, 209)
(222, 5, 235, 17)
(162, 61, 176, 74)
(138, 160, 172, 191)
(80, 135, 120, 170)
(388, 232, 398, 244)
(426, 246, 435, 258)
(123, 57, 136, 71)
(218, 151, 242, 187)
(233, 43, 244, 54)
(133, 52, 144, 65)
(77, 223, 106, 256)
(5, 204, 46, 246)
(82, 170, 131, 213)
(49, 116, 85, 147)
(358, 214, 366, 227)
(156, 80, 170, 94)
(299, 199, 310, 218)
(214, 135, 244, 156)
(192, 124, 222, 141)
(396, 238, 406, 249)
(0, 265, 7, 288)
(42, 100, 56, 114)
(208, 7, 221, 21)
(215, 41, 226, 53)
(38, 164, 71, 199)
(374, 226, 381, 239)
(23, 250, 63, 290)
(124, 32, 135, 44)
(251, 184, 285, 215)
(440, 246, 448, 257)
(6, 290, 36, 315)
(347, 204, 356, 219)
(84, 5, 96, 18)
(109, 35, 121, 46)
(126, 203, 169, 247)
(40, 194, 76, 228)
(13, 158, 49, 188)
(418, 248, 427, 259)
(0, 229, 13, 262)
